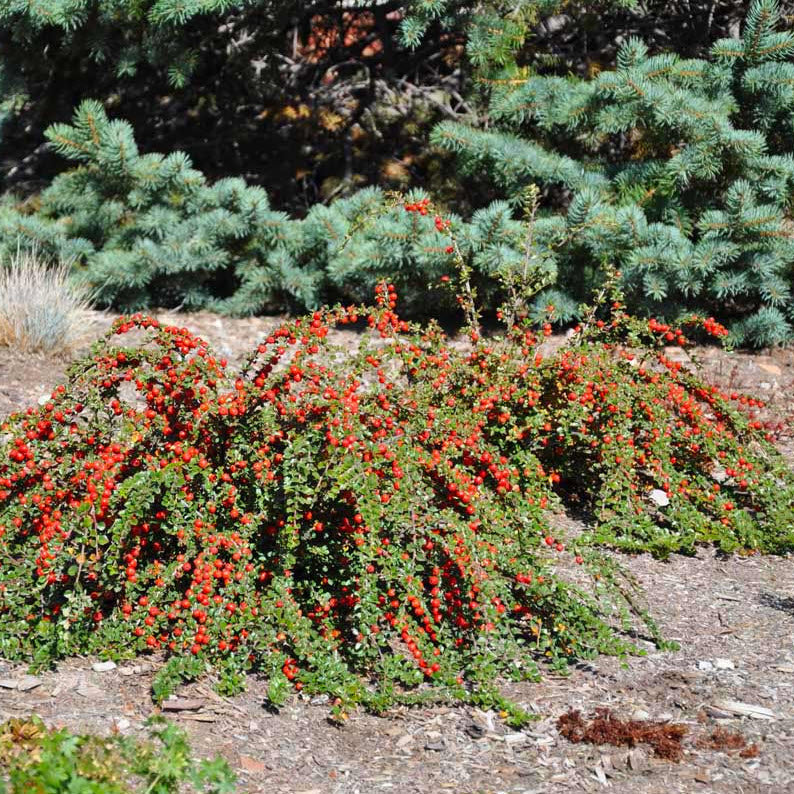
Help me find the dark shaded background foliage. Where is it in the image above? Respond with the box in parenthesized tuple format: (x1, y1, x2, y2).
(3, 1, 788, 214)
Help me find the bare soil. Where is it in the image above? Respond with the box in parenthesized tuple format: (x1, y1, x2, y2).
(1, 310, 794, 794)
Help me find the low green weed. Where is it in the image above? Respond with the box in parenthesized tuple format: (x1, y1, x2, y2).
(0, 715, 235, 794)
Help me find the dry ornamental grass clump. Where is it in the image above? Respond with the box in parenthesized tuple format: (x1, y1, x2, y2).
(0, 247, 93, 354)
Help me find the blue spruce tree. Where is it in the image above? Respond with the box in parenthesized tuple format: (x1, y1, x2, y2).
(432, 0, 794, 345)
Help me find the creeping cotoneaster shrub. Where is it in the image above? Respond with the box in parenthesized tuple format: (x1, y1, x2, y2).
(0, 276, 792, 718)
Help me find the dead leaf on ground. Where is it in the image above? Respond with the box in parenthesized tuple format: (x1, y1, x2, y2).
(557, 708, 687, 761)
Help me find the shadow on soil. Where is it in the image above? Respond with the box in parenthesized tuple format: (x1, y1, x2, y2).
(759, 591, 794, 616)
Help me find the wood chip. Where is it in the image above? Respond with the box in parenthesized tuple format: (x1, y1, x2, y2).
(76, 684, 103, 699)
(710, 700, 775, 720)
(703, 705, 734, 720)
(195, 684, 247, 714)
(592, 763, 608, 786)
(758, 362, 782, 376)
(238, 755, 267, 774)
(161, 698, 205, 712)
(628, 747, 648, 772)
(178, 712, 217, 722)
(694, 768, 711, 783)
(0, 679, 18, 690)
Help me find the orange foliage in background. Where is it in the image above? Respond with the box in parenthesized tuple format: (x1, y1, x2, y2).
(299, 9, 403, 63)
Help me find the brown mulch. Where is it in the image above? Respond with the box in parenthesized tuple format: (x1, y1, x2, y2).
(1, 309, 794, 794)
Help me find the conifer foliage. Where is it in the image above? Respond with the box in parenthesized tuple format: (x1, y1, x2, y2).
(2, 1, 794, 345)
(0, 101, 556, 316)
(433, 0, 794, 345)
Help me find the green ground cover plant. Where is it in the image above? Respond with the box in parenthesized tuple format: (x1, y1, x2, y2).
(0, 715, 235, 794)
(1, 199, 791, 720)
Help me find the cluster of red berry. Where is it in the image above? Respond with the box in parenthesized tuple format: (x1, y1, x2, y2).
(403, 197, 456, 254)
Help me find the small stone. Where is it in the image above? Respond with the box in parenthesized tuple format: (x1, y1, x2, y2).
(114, 718, 131, 731)
(424, 739, 446, 751)
(310, 694, 329, 706)
(76, 684, 103, 699)
(697, 660, 714, 671)
(92, 661, 117, 672)
(17, 676, 42, 692)
(711, 466, 728, 482)
(396, 733, 414, 749)
(714, 658, 735, 670)
(649, 489, 669, 507)
(0, 679, 18, 690)
(631, 709, 650, 721)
